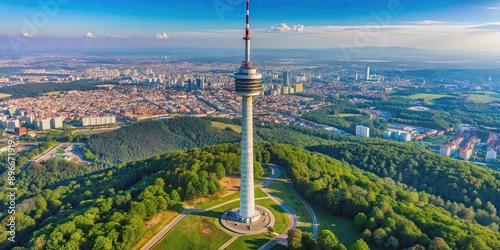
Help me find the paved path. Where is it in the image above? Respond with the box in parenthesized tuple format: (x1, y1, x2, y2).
(140, 208, 193, 250)
(218, 235, 239, 250)
(141, 164, 317, 250)
(282, 167, 319, 239)
(141, 167, 281, 250)
(257, 166, 298, 250)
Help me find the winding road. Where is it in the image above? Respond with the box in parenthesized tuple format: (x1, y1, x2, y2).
(141, 164, 318, 250)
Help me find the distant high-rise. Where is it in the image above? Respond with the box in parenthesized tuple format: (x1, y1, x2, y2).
(356, 125, 370, 138)
(233, 0, 262, 223)
(283, 70, 291, 87)
(366, 67, 371, 80)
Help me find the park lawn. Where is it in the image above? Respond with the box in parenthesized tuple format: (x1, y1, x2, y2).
(132, 211, 179, 250)
(44, 91, 61, 96)
(211, 121, 242, 133)
(256, 199, 289, 234)
(266, 171, 313, 232)
(407, 93, 451, 104)
(270, 244, 288, 250)
(227, 198, 291, 250)
(311, 204, 360, 247)
(152, 213, 232, 250)
(72, 128, 120, 136)
(196, 188, 268, 210)
(227, 234, 272, 250)
(467, 91, 500, 103)
(332, 113, 362, 118)
(0, 93, 12, 99)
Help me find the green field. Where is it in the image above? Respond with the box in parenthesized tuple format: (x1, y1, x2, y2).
(133, 211, 179, 250)
(152, 213, 232, 250)
(156, 198, 289, 250)
(44, 91, 62, 96)
(467, 91, 500, 103)
(407, 93, 452, 104)
(0, 93, 12, 99)
(311, 205, 360, 246)
(331, 113, 362, 118)
(267, 171, 313, 232)
(227, 234, 272, 250)
(227, 199, 290, 250)
(96, 84, 116, 88)
(211, 121, 242, 133)
(196, 187, 268, 210)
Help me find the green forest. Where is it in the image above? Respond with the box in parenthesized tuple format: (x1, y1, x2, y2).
(0, 83, 99, 98)
(86, 118, 241, 163)
(1, 117, 500, 249)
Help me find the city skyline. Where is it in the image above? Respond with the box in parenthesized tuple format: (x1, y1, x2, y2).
(1, 0, 499, 53)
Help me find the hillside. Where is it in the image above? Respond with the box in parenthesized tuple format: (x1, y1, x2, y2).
(308, 141, 500, 222)
(2, 143, 499, 249)
(0, 83, 99, 98)
(87, 117, 240, 163)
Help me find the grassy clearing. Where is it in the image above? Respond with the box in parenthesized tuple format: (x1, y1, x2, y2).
(132, 211, 179, 250)
(0, 93, 12, 99)
(257, 199, 289, 234)
(226, 198, 290, 250)
(152, 213, 232, 250)
(311, 204, 360, 247)
(44, 91, 61, 96)
(407, 93, 451, 104)
(227, 234, 272, 250)
(196, 188, 267, 210)
(467, 91, 500, 103)
(270, 244, 288, 250)
(267, 171, 313, 232)
(211, 121, 242, 133)
(331, 113, 362, 118)
(71, 127, 120, 136)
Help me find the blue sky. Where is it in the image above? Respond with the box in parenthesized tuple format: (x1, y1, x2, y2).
(0, 0, 499, 52)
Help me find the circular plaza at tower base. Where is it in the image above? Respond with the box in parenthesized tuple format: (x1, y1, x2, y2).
(220, 205, 275, 235)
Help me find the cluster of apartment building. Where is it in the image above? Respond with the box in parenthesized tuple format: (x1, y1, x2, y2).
(383, 129, 412, 142)
(81, 116, 116, 127)
(486, 132, 500, 162)
(440, 137, 465, 157)
(458, 137, 482, 161)
(439, 124, 499, 163)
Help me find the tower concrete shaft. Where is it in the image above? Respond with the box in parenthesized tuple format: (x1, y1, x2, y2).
(238, 95, 257, 222)
(233, 0, 261, 223)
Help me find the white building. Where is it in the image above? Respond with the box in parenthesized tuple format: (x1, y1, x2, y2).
(50, 117, 64, 129)
(1, 119, 20, 131)
(383, 130, 392, 139)
(458, 124, 474, 132)
(356, 125, 370, 138)
(81, 116, 116, 127)
(486, 149, 498, 162)
(399, 133, 412, 142)
(35, 119, 51, 130)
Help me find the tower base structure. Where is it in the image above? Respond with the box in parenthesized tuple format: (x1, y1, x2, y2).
(233, 209, 261, 223)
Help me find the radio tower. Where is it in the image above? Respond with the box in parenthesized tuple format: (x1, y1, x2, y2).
(234, 0, 262, 223)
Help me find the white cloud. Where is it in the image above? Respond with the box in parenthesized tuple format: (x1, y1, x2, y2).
(404, 20, 446, 25)
(486, 6, 499, 10)
(85, 32, 96, 39)
(22, 32, 34, 38)
(265, 23, 306, 33)
(154, 32, 171, 40)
